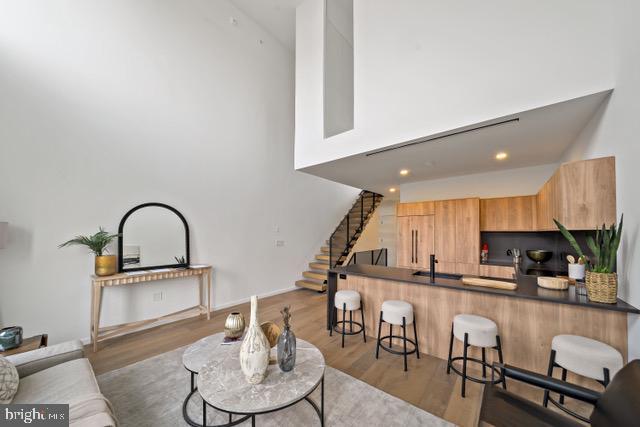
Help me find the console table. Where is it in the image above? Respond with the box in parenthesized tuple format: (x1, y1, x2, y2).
(90, 265, 212, 352)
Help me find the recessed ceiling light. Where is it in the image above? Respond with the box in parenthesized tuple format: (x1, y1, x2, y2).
(389, 188, 397, 193)
(495, 152, 508, 160)
(399, 169, 410, 176)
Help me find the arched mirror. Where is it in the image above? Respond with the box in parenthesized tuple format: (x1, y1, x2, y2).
(117, 203, 190, 272)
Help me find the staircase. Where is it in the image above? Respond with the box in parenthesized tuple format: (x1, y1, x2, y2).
(295, 191, 383, 292)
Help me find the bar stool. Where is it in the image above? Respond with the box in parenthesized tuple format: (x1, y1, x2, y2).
(447, 314, 505, 397)
(329, 290, 366, 348)
(375, 300, 419, 371)
(543, 334, 623, 423)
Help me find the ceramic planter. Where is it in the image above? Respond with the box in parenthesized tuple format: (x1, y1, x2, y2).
(95, 255, 117, 276)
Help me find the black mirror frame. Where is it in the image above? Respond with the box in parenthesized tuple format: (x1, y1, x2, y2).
(117, 202, 190, 273)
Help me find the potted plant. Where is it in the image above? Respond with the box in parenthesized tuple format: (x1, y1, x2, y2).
(554, 216, 623, 303)
(59, 228, 120, 276)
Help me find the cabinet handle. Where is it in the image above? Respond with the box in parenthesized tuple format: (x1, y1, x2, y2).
(415, 229, 418, 263)
(411, 230, 415, 264)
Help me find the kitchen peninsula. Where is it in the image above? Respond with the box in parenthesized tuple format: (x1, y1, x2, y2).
(327, 263, 639, 378)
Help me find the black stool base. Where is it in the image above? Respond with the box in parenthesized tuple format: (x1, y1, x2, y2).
(333, 320, 364, 336)
(446, 325, 506, 398)
(377, 335, 418, 356)
(448, 356, 505, 385)
(375, 312, 420, 372)
(542, 349, 607, 424)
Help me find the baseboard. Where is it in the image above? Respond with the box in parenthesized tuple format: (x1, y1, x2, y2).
(211, 285, 301, 311)
(79, 285, 302, 345)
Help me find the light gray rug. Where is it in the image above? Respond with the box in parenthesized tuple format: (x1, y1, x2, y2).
(97, 346, 453, 427)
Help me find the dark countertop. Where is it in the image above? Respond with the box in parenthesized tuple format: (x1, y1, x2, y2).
(329, 264, 640, 314)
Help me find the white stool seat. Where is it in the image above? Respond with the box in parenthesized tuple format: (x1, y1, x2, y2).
(552, 335, 623, 382)
(334, 290, 361, 311)
(453, 314, 498, 348)
(381, 300, 413, 325)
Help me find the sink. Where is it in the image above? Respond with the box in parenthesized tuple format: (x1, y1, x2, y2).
(413, 271, 463, 280)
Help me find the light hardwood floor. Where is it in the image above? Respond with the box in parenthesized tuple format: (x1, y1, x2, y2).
(87, 288, 591, 426)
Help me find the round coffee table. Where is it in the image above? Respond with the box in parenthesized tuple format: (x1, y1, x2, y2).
(182, 332, 325, 427)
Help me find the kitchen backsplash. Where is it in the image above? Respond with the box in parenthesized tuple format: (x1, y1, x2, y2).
(481, 231, 593, 272)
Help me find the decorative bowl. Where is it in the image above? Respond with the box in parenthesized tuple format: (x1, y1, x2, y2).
(526, 249, 553, 264)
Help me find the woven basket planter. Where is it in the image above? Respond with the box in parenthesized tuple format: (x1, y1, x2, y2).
(586, 271, 618, 304)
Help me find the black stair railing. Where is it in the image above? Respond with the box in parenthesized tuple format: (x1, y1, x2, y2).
(347, 248, 388, 267)
(329, 190, 383, 268)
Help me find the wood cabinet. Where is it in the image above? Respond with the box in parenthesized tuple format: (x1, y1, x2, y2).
(434, 200, 457, 273)
(396, 216, 413, 268)
(480, 196, 536, 231)
(479, 264, 515, 279)
(433, 198, 480, 274)
(396, 215, 434, 269)
(480, 197, 508, 231)
(455, 198, 480, 265)
(537, 157, 616, 230)
(396, 201, 435, 216)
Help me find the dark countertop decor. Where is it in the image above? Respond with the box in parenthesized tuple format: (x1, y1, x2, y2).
(328, 264, 640, 315)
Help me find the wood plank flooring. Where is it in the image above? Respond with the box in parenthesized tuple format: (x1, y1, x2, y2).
(87, 289, 592, 426)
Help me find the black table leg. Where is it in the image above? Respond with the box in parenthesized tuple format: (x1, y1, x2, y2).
(202, 398, 207, 427)
(251, 415, 255, 427)
(321, 375, 325, 427)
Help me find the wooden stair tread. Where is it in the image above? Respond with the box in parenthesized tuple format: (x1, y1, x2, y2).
(315, 254, 329, 261)
(295, 280, 326, 292)
(309, 262, 329, 271)
(303, 271, 327, 281)
(321, 246, 329, 253)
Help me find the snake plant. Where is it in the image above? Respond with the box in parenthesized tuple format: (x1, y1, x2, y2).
(554, 215, 623, 273)
(59, 227, 120, 256)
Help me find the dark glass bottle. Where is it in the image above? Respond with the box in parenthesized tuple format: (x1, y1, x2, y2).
(277, 326, 296, 372)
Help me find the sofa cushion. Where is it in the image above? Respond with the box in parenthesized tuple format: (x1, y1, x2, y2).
(0, 355, 19, 403)
(12, 358, 111, 422)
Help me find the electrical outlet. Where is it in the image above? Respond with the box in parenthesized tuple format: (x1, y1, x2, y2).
(153, 292, 164, 302)
(275, 240, 285, 247)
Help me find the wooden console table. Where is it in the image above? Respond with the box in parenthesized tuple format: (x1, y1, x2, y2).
(90, 265, 212, 352)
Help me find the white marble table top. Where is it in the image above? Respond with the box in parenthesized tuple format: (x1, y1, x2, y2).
(191, 333, 325, 414)
(183, 333, 232, 374)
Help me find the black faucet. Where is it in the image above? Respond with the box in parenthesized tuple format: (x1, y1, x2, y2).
(430, 254, 438, 283)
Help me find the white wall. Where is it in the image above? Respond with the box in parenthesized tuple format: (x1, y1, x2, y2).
(560, 0, 640, 359)
(400, 164, 557, 202)
(295, 0, 614, 169)
(0, 0, 359, 344)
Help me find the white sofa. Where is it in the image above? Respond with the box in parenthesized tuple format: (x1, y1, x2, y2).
(6, 340, 117, 426)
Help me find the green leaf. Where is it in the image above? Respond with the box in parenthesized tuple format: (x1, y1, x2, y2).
(586, 235, 600, 268)
(553, 219, 586, 259)
(59, 227, 120, 257)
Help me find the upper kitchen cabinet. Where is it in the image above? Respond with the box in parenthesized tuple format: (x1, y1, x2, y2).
(480, 196, 536, 231)
(536, 157, 616, 230)
(397, 201, 435, 217)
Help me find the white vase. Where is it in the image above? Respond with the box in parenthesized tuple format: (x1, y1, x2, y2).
(239, 295, 270, 384)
